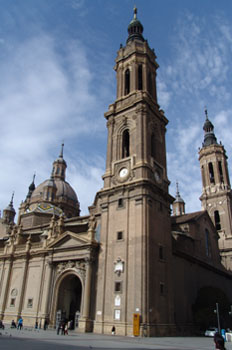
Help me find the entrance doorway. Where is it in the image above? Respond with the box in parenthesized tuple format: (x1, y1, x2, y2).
(57, 274, 82, 329)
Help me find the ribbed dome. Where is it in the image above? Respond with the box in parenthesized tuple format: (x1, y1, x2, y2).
(27, 145, 80, 218)
(31, 178, 78, 202)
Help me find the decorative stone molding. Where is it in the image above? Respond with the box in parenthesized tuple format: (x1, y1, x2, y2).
(56, 260, 86, 280)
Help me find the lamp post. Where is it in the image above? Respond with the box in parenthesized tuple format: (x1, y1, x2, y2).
(214, 302, 221, 334)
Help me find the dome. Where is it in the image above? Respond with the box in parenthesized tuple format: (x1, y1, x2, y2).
(174, 195, 184, 204)
(203, 118, 214, 133)
(28, 144, 80, 217)
(31, 178, 78, 203)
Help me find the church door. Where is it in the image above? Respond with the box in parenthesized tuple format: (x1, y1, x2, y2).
(57, 274, 82, 328)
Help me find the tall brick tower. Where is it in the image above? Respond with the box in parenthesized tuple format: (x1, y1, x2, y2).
(199, 109, 232, 269)
(93, 8, 175, 336)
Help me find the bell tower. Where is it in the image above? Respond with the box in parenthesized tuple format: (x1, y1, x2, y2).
(199, 109, 232, 269)
(93, 8, 174, 336)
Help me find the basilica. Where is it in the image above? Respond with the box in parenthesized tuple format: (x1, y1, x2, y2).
(0, 8, 232, 336)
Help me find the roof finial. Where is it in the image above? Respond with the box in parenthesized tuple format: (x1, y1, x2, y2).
(133, 5, 137, 19)
(59, 142, 64, 158)
(10, 191, 15, 206)
(204, 106, 208, 120)
(176, 181, 180, 197)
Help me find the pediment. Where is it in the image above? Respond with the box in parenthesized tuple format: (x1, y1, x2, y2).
(47, 231, 90, 249)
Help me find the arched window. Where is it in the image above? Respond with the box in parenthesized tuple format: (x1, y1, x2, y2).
(125, 69, 130, 95)
(205, 229, 211, 257)
(148, 71, 152, 95)
(56, 166, 60, 175)
(214, 210, 221, 230)
(218, 161, 224, 183)
(138, 65, 143, 90)
(122, 129, 130, 158)
(208, 162, 215, 184)
(151, 133, 155, 158)
(201, 165, 206, 187)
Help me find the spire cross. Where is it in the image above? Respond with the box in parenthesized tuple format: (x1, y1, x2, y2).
(10, 191, 15, 205)
(133, 5, 137, 19)
(59, 142, 64, 158)
(32, 173, 36, 183)
(176, 181, 180, 197)
(204, 106, 208, 120)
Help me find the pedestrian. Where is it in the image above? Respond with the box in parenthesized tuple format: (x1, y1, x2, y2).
(44, 319, 48, 330)
(61, 321, 65, 335)
(215, 338, 226, 350)
(64, 323, 68, 335)
(57, 321, 62, 335)
(111, 325, 116, 335)
(11, 320, 16, 328)
(0, 320, 5, 329)
(17, 317, 23, 330)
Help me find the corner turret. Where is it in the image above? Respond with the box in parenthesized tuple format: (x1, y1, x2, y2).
(3, 192, 16, 224)
(172, 182, 185, 216)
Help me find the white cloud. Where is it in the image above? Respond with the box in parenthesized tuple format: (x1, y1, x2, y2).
(161, 11, 232, 214)
(0, 32, 111, 216)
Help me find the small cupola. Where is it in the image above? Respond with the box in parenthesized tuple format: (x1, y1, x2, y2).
(127, 6, 144, 44)
(52, 143, 67, 181)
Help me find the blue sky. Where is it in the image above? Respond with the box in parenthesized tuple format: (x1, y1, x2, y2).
(1, 0, 232, 217)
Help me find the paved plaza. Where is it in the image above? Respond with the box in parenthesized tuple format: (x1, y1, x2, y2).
(1, 327, 232, 350)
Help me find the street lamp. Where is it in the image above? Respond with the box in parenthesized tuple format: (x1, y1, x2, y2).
(214, 302, 221, 334)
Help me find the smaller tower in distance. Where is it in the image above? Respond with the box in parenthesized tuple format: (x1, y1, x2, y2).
(3, 192, 16, 224)
(199, 108, 232, 269)
(172, 182, 185, 216)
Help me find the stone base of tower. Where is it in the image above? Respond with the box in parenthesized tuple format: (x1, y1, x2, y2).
(94, 321, 133, 336)
(94, 321, 184, 337)
(78, 318, 93, 333)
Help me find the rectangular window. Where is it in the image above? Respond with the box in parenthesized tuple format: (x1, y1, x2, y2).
(118, 198, 124, 208)
(160, 283, 164, 295)
(159, 245, 164, 260)
(27, 298, 33, 308)
(114, 309, 121, 320)
(117, 231, 123, 240)
(115, 282, 122, 293)
(10, 298, 15, 307)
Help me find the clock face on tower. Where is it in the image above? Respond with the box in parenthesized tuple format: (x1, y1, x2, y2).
(119, 167, 128, 178)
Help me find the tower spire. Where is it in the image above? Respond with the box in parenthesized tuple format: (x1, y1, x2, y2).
(10, 191, 14, 206)
(52, 143, 67, 181)
(26, 173, 36, 201)
(3, 192, 16, 224)
(127, 6, 144, 43)
(172, 181, 185, 216)
(202, 108, 217, 147)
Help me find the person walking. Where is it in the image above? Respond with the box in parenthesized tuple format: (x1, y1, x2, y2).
(17, 317, 23, 330)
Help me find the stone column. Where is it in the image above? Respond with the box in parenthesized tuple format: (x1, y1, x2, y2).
(0, 259, 13, 318)
(17, 257, 29, 318)
(78, 258, 93, 332)
(40, 259, 53, 327)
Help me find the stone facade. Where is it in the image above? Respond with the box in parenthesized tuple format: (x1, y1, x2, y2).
(0, 8, 232, 336)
